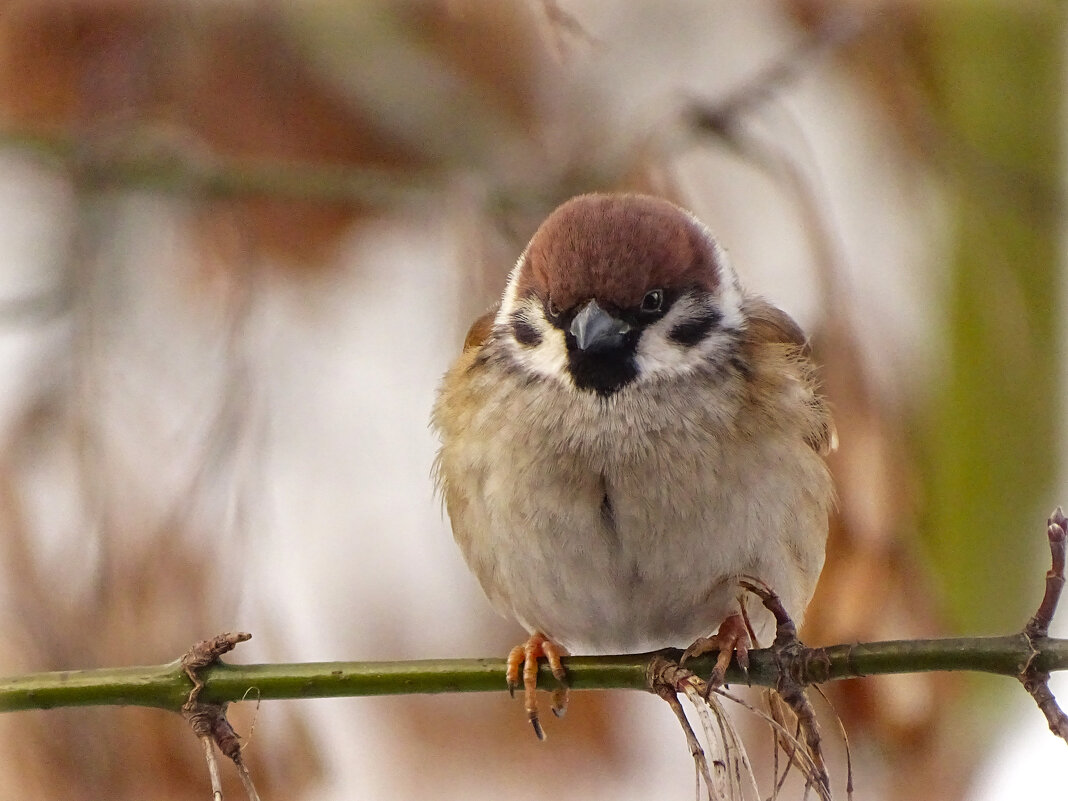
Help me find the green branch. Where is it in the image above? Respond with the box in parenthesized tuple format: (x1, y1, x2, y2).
(3, 634, 1066, 715)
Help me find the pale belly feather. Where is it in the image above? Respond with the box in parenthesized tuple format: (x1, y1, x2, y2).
(448, 387, 827, 654)
(436, 346, 832, 655)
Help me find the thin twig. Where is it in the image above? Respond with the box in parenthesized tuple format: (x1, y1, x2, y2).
(537, 0, 600, 58)
(201, 734, 224, 801)
(684, 682, 760, 801)
(716, 686, 828, 800)
(686, 11, 866, 139)
(768, 692, 803, 799)
(813, 685, 854, 801)
(1020, 509, 1068, 743)
(0, 127, 431, 207)
(1026, 507, 1067, 639)
(236, 760, 262, 801)
(648, 656, 716, 796)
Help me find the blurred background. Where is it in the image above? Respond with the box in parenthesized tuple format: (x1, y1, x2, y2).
(0, 0, 1063, 798)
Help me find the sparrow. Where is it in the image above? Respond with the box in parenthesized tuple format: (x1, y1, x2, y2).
(432, 192, 835, 738)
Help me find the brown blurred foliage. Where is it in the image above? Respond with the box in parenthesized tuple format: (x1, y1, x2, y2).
(0, 0, 433, 263)
(0, 1, 640, 798)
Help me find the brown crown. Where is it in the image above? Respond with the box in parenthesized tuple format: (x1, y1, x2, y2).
(517, 193, 720, 312)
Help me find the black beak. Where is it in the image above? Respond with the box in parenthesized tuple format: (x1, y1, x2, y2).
(569, 300, 631, 352)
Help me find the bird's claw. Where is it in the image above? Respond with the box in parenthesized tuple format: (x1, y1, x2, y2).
(505, 632, 569, 740)
(681, 612, 753, 694)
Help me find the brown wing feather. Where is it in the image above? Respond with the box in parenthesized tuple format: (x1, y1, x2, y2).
(463, 308, 498, 352)
(742, 296, 808, 351)
(741, 297, 838, 455)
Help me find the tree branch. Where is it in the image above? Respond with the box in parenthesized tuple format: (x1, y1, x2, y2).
(2, 634, 1067, 715)
(4, 512, 1067, 764)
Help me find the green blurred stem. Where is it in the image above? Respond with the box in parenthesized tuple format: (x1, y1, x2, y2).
(0, 127, 432, 206)
(1, 634, 1066, 714)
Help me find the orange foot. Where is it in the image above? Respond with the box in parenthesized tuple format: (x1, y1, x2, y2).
(680, 612, 753, 692)
(505, 631, 569, 740)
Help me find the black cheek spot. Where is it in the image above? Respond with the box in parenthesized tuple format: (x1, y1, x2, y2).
(511, 313, 543, 347)
(668, 309, 721, 347)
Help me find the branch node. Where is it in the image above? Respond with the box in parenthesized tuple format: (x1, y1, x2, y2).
(180, 632, 259, 800)
(1019, 509, 1068, 747)
(181, 631, 252, 710)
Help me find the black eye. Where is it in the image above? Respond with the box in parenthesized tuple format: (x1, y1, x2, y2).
(641, 289, 664, 313)
(547, 296, 562, 318)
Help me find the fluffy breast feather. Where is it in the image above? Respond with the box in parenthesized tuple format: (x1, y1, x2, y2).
(432, 302, 834, 651)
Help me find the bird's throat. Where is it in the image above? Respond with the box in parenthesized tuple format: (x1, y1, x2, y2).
(567, 346, 638, 396)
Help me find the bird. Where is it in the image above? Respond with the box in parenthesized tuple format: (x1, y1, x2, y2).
(432, 192, 836, 738)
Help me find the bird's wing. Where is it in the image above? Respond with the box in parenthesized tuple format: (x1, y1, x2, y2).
(742, 296, 809, 352)
(741, 297, 838, 456)
(463, 307, 498, 352)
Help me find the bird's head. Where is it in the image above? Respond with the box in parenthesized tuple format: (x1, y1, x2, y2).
(495, 193, 746, 396)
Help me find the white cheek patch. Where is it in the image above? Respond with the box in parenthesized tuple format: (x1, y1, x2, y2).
(685, 214, 746, 332)
(496, 265, 572, 386)
(510, 300, 570, 383)
(634, 293, 740, 382)
(632, 221, 746, 382)
(494, 247, 528, 328)
(708, 240, 745, 332)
